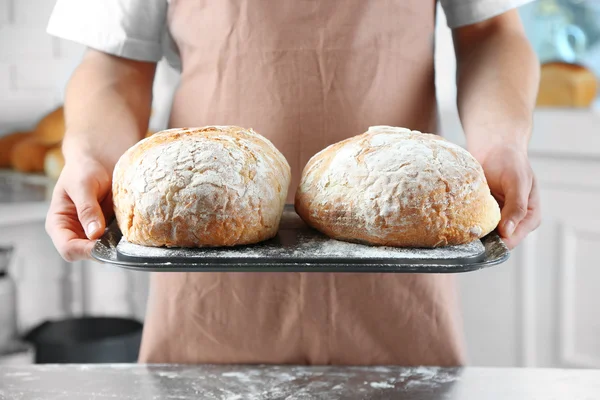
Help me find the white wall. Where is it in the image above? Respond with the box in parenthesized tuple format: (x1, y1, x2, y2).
(0, 0, 64, 133)
(0, 0, 179, 136)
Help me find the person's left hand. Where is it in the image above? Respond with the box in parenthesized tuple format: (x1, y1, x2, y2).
(475, 145, 541, 249)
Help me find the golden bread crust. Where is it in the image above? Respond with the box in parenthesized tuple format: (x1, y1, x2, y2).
(112, 126, 291, 247)
(295, 126, 501, 247)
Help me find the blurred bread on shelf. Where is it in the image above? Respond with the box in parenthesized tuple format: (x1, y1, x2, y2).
(0, 131, 33, 168)
(33, 106, 65, 146)
(44, 147, 65, 180)
(537, 62, 598, 108)
(2, 104, 155, 178)
(10, 137, 51, 173)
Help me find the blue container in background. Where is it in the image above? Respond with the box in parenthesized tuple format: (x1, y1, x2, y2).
(519, 0, 600, 77)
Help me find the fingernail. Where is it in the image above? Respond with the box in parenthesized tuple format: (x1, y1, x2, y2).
(86, 221, 100, 238)
(504, 221, 515, 236)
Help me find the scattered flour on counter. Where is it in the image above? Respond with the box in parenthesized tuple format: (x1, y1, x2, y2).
(157, 371, 179, 378)
(4, 372, 30, 377)
(274, 372, 296, 381)
(221, 372, 255, 382)
(371, 367, 392, 373)
(399, 366, 460, 388)
(369, 381, 395, 389)
(412, 366, 438, 379)
(108, 364, 136, 369)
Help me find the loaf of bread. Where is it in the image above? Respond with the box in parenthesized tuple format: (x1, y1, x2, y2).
(44, 146, 65, 180)
(295, 126, 501, 247)
(0, 131, 32, 168)
(113, 126, 291, 247)
(10, 137, 51, 173)
(33, 106, 65, 146)
(537, 62, 598, 107)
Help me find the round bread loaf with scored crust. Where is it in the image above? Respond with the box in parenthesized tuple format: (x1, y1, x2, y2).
(112, 126, 291, 248)
(295, 126, 501, 247)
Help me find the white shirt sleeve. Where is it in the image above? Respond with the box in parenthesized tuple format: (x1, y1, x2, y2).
(440, 0, 535, 29)
(47, 0, 168, 62)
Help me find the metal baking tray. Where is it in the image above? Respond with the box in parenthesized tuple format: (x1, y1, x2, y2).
(91, 205, 509, 273)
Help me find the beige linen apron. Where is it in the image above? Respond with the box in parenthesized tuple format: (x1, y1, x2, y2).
(138, 0, 466, 366)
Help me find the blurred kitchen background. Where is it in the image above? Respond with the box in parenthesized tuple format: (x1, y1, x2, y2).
(0, 0, 599, 368)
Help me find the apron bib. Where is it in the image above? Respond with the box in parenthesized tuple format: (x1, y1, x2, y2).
(138, 0, 466, 366)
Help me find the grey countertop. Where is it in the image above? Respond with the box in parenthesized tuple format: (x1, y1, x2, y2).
(1, 364, 600, 400)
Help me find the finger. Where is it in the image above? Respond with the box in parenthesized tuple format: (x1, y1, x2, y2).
(503, 180, 541, 249)
(53, 232, 96, 262)
(45, 187, 76, 243)
(502, 209, 541, 250)
(499, 174, 532, 238)
(66, 179, 106, 240)
(527, 175, 541, 217)
(45, 193, 95, 262)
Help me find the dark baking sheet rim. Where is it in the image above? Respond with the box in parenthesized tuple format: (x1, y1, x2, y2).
(91, 220, 510, 274)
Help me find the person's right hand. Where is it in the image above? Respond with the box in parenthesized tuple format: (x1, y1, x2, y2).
(46, 156, 113, 262)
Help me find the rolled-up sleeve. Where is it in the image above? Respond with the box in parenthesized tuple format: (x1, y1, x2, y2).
(440, 0, 534, 29)
(47, 0, 168, 62)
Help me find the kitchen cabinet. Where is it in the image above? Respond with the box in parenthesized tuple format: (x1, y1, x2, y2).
(0, 173, 68, 335)
(445, 109, 600, 369)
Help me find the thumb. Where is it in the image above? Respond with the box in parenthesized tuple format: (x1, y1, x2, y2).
(67, 180, 106, 240)
(499, 178, 531, 238)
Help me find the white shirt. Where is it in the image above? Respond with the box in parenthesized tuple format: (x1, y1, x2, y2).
(47, 0, 534, 70)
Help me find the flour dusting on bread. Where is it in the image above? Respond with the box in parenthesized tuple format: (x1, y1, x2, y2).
(295, 126, 500, 247)
(113, 126, 291, 248)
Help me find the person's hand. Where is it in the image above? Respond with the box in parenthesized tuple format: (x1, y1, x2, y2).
(45, 156, 113, 262)
(477, 145, 541, 249)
